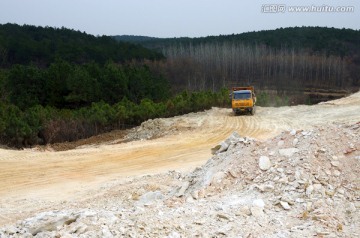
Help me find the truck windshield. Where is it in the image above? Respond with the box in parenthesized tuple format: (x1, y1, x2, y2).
(234, 92, 251, 99)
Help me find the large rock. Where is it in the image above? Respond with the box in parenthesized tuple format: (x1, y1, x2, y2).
(259, 156, 271, 170)
(213, 131, 252, 154)
(251, 199, 265, 217)
(306, 185, 314, 197)
(176, 181, 190, 197)
(138, 191, 164, 205)
(168, 231, 181, 238)
(218, 141, 230, 153)
(331, 160, 340, 167)
(252, 199, 265, 208)
(280, 201, 291, 210)
(22, 211, 79, 236)
(293, 138, 299, 147)
(225, 131, 242, 144)
(279, 148, 299, 157)
(289, 129, 297, 136)
(102, 226, 114, 238)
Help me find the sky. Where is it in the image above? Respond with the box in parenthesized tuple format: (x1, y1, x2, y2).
(0, 0, 359, 38)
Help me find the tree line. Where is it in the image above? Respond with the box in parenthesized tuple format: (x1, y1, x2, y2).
(155, 42, 351, 92)
(0, 88, 229, 147)
(120, 26, 360, 59)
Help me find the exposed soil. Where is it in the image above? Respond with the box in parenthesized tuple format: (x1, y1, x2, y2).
(49, 129, 130, 152)
(0, 91, 359, 237)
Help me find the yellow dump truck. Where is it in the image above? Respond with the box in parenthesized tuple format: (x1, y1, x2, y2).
(231, 86, 256, 115)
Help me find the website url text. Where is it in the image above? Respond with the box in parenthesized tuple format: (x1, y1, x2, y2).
(261, 4, 355, 13)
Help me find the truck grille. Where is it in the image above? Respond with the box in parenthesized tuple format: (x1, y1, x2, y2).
(236, 102, 250, 107)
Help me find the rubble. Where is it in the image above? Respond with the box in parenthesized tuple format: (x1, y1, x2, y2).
(125, 111, 208, 141)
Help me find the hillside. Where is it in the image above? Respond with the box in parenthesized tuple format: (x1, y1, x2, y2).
(0, 23, 163, 67)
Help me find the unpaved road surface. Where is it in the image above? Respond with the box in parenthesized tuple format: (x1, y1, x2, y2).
(0, 92, 359, 228)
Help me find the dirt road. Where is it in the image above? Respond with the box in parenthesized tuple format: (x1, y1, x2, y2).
(0, 92, 359, 224)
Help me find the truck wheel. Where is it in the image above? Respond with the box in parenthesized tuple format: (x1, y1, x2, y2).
(251, 107, 255, 115)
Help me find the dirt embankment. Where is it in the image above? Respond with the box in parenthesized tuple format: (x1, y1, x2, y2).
(0, 91, 359, 237)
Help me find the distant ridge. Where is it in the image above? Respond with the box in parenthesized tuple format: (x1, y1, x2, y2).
(113, 26, 360, 57)
(112, 35, 160, 43)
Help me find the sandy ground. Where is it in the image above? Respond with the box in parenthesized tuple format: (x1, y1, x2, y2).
(0, 91, 359, 227)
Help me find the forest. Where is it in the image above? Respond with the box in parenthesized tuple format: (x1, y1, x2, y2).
(1, 24, 360, 147)
(0, 23, 163, 66)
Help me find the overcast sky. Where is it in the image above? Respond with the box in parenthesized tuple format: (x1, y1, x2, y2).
(0, 0, 359, 37)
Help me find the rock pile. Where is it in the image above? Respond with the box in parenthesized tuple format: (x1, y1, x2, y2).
(125, 118, 173, 141)
(175, 122, 359, 237)
(1, 122, 359, 237)
(125, 111, 208, 141)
